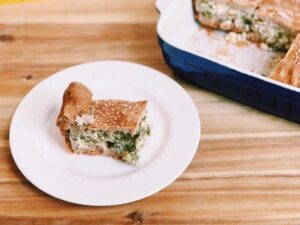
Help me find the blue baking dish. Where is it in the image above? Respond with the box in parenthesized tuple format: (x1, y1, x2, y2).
(156, 0, 300, 123)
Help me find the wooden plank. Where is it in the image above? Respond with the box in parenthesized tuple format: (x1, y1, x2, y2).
(0, 0, 159, 24)
(1, 0, 300, 224)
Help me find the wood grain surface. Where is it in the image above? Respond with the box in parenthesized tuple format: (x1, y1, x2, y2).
(1, 0, 300, 224)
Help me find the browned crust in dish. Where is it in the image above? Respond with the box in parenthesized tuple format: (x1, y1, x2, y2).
(258, 1, 300, 33)
(270, 34, 300, 87)
(192, 0, 300, 33)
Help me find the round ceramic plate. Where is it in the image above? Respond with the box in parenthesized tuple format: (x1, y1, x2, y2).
(10, 61, 200, 206)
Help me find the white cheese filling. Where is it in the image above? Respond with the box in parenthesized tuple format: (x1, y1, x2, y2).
(69, 117, 150, 164)
(196, 0, 294, 51)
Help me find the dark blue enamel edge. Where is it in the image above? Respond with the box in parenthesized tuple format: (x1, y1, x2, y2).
(158, 36, 300, 123)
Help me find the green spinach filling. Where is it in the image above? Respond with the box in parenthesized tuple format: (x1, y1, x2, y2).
(104, 125, 150, 153)
(69, 117, 150, 163)
(196, 0, 294, 51)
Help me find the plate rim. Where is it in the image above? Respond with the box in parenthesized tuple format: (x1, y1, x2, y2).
(9, 60, 201, 206)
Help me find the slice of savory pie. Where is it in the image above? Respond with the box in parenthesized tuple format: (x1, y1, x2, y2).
(270, 33, 300, 87)
(193, 0, 300, 51)
(57, 82, 150, 164)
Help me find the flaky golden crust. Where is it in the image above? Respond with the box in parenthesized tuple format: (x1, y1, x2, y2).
(57, 82, 92, 132)
(88, 100, 147, 135)
(69, 147, 122, 160)
(258, 1, 300, 33)
(56, 82, 93, 152)
(193, 0, 300, 33)
(56, 82, 148, 157)
(270, 34, 300, 87)
(78, 148, 122, 159)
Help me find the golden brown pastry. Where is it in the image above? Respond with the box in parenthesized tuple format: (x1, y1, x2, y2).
(57, 82, 150, 164)
(270, 33, 300, 87)
(193, 0, 300, 51)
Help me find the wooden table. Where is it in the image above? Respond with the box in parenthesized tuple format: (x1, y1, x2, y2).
(1, 1, 300, 224)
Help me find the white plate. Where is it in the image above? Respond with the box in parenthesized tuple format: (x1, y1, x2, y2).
(10, 61, 200, 206)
